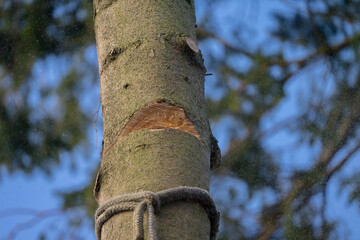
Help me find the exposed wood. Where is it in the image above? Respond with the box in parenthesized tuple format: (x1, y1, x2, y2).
(104, 100, 203, 154)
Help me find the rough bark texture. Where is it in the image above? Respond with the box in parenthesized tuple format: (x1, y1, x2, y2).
(93, 0, 218, 239)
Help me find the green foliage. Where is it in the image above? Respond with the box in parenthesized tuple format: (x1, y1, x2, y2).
(223, 137, 278, 191)
(0, 0, 93, 83)
(0, 70, 91, 174)
(202, 0, 360, 239)
(0, 0, 95, 174)
(341, 172, 360, 205)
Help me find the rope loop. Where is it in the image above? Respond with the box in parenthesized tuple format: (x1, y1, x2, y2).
(94, 186, 219, 240)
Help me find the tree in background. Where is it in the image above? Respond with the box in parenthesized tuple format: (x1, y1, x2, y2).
(200, 0, 360, 239)
(0, 0, 94, 174)
(1, 0, 360, 239)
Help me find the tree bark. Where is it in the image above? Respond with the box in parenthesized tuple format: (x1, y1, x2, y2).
(93, 0, 218, 239)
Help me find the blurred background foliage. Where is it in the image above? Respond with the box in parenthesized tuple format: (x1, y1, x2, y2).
(1, 0, 360, 239)
(0, 0, 95, 174)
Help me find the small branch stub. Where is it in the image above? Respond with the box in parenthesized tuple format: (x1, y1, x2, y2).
(185, 36, 199, 53)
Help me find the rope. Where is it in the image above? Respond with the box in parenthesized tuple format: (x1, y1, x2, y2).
(95, 186, 220, 240)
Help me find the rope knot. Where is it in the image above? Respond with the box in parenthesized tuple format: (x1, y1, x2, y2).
(95, 186, 219, 240)
(140, 191, 161, 213)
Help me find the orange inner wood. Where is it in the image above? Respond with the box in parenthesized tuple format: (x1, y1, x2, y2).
(104, 100, 203, 154)
(119, 101, 201, 140)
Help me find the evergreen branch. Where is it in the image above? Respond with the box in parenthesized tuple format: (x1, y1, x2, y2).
(257, 223, 280, 240)
(256, 99, 360, 239)
(317, 96, 360, 166)
(320, 185, 328, 240)
(288, 33, 360, 66)
(326, 141, 360, 180)
(280, 34, 359, 83)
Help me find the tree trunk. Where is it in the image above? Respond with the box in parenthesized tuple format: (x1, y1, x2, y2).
(93, 0, 219, 239)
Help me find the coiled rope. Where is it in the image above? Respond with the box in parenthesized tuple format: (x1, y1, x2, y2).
(95, 186, 220, 240)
